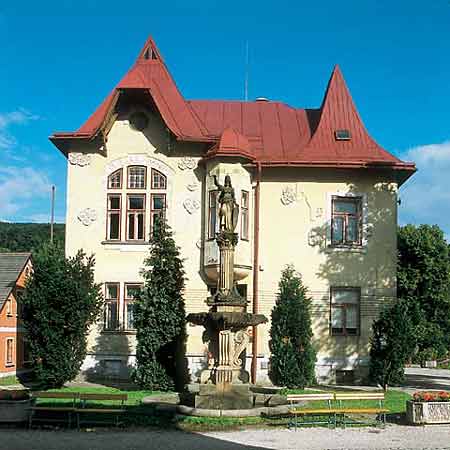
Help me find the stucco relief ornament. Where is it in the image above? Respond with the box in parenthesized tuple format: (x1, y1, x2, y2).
(280, 186, 297, 205)
(69, 153, 91, 167)
(187, 182, 199, 192)
(77, 208, 97, 226)
(183, 198, 200, 214)
(178, 156, 196, 171)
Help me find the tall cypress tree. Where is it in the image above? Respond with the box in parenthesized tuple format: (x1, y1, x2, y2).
(132, 218, 186, 391)
(269, 265, 316, 388)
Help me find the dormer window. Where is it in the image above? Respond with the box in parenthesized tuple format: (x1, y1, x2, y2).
(335, 129, 351, 141)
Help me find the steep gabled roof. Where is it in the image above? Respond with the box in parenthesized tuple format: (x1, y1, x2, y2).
(0, 253, 31, 309)
(50, 36, 416, 184)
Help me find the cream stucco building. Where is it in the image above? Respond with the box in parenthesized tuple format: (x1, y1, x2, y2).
(51, 37, 416, 384)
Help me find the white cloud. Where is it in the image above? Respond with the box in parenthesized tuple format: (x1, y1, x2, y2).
(0, 108, 40, 150)
(399, 141, 450, 240)
(0, 166, 52, 217)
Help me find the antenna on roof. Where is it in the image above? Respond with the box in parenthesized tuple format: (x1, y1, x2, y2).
(244, 41, 249, 101)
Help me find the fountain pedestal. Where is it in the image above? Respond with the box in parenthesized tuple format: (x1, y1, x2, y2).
(187, 228, 267, 410)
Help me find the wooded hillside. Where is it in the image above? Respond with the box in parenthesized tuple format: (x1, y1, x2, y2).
(0, 222, 65, 252)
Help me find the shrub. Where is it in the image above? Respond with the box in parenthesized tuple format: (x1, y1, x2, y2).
(369, 299, 416, 390)
(21, 243, 103, 388)
(269, 265, 316, 389)
(132, 219, 186, 391)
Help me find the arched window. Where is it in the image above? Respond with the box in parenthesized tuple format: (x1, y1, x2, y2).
(127, 166, 147, 189)
(105, 165, 168, 242)
(151, 169, 166, 190)
(108, 169, 122, 189)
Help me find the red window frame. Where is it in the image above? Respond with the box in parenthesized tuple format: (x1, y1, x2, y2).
(127, 166, 147, 190)
(124, 283, 143, 331)
(126, 194, 146, 241)
(150, 194, 166, 235)
(104, 283, 120, 331)
(331, 196, 362, 246)
(151, 169, 167, 190)
(330, 287, 360, 336)
(108, 169, 123, 189)
(106, 194, 122, 241)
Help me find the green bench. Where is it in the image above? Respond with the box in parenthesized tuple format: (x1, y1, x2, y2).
(29, 391, 128, 429)
(287, 391, 388, 429)
(29, 391, 79, 428)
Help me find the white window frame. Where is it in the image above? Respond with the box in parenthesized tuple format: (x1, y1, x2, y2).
(5, 337, 14, 366)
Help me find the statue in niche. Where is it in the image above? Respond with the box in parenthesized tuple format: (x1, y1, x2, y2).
(213, 175, 239, 232)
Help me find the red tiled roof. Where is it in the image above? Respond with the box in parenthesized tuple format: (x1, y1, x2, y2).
(50, 36, 415, 183)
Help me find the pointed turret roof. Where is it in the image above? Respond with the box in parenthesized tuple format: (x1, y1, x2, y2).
(50, 37, 415, 185)
(301, 65, 402, 164)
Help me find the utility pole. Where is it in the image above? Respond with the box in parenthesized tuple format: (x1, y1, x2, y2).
(244, 40, 249, 101)
(50, 185, 55, 243)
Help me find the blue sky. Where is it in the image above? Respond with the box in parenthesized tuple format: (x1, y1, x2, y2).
(1, 0, 450, 238)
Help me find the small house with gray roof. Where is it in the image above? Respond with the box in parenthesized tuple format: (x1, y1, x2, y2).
(0, 253, 32, 377)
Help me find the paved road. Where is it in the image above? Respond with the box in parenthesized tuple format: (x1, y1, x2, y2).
(1, 425, 450, 450)
(403, 368, 450, 393)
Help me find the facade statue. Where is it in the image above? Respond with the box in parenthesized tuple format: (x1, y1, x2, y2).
(213, 175, 239, 232)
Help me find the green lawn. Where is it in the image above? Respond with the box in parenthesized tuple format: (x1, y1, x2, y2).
(284, 388, 411, 415)
(30, 385, 411, 430)
(0, 375, 20, 386)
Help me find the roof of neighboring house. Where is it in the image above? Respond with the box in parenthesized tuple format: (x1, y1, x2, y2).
(50, 36, 416, 184)
(0, 253, 31, 309)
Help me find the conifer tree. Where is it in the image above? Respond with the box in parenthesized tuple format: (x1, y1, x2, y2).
(269, 265, 316, 388)
(132, 218, 186, 391)
(369, 299, 416, 390)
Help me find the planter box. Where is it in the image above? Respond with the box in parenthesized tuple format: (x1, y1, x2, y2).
(406, 400, 450, 424)
(0, 398, 34, 423)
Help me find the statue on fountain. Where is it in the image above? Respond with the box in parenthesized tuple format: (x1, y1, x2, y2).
(213, 175, 239, 233)
(186, 174, 267, 408)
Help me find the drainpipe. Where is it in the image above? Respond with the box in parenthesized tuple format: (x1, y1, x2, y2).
(251, 162, 262, 384)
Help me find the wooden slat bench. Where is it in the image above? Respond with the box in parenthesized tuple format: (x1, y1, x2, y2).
(29, 392, 79, 428)
(287, 393, 338, 429)
(75, 393, 128, 429)
(334, 392, 389, 427)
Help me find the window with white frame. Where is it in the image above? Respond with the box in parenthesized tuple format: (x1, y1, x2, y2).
(105, 165, 167, 241)
(104, 283, 119, 331)
(330, 288, 360, 336)
(6, 338, 14, 366)
(241, 190, 249, 240)
(331, 196, 362, 246)
(6, 297, 12, 316)
(208, 190, 218, 240)
(124, 284, 142, 330)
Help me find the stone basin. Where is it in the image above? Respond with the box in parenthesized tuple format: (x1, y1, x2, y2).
(187, 311, 268, 330)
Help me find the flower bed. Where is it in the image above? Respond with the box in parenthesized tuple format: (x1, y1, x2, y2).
(0, 389, 33, 423)
(407, 391, 450, 425)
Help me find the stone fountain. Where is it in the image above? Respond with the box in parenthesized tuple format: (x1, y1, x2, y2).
(187, 175, 267, 410)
